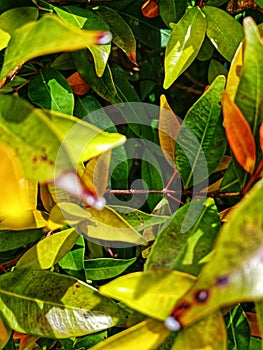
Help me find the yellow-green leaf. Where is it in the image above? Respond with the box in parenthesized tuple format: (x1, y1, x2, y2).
(100, 270, 195, 320)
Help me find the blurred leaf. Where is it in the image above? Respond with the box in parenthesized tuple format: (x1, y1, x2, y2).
(171, 311, 227, 350)
(89, 319, 170, 350)
(28, 68, 74, 114)
(166, 178, 263, 329)
(58, 235, 85, 280)
(54, 6, 111, 77)
(73, 50, 122, 104)
(176, 75, 226, 188)
(159, 0, 187, 27)
(226, 41, 243, 101)
(0, 14, 112, 82)
(0, 7, 38, 35)
(222, 90, 256, 174)
(95, 6, 137, 63)
(85, 257, 136, 280)
(164, 7, 206, 89)
(15, 228, 79, 270)
(0, 315, 11, 349)
(0, 269, 125, 338)
(203, 6, 243, 61)
(158, 94, 180, 166)
(145, 198, 220, 276)
(100, 270, 195, 320)
(225, 305, 251, 350)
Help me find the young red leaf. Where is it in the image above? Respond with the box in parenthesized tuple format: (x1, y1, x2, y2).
(67, 71, 90, 96)
(141, 0, 159, 18)
(222, 90, 256, 174)
(260, 122, 263, 154)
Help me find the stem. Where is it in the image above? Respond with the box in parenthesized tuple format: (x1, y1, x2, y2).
(242, 158, 263, 195)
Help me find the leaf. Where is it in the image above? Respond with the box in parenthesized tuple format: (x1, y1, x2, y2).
(158, 95, 180, 166)
(15, 228, 79, 270)
(159, 0, 187, 28)
(67, 71, 90, 96)
(225, 41, 243, 101)
(95, 6, 137, 63)
(0, 269, 125, 338)
(260, 123, 263, 154)
(141, 0, 160, 18)
(89, 319, 170, 350)
(54, 6, 111, 77)
(0, 7, 38, 35)
(84, 257, 136, 280)
(100, 270, 195, 320)
(163, 7, 206, 89)
(28, 68, 74, 114)
(175, 75, 226, 188)
(208, 58, 227, 84)
(222, 90, 256, 174)
(73, 50, 122, 104)
(165, 178, 263, 329)
(0, 29, 10, 51)
(145, 198, 220, 276)
(0, 94, 125, 183)
(0, 229, 44, 252)
(171, 311, 227, 350)
(0, 315, 11, 349)
(255, 302, 263, 338)
(202, 6, 243, 62)
(0, 14, 112, 82)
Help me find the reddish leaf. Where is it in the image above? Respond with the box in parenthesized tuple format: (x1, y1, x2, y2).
(141, 0, 159, 18)
(260, 122, 263, 154)
(66, 71, 90, 96)
(222, 90, 256, 174)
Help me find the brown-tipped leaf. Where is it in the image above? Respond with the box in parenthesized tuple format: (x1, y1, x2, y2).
(222, 90, 256, 174)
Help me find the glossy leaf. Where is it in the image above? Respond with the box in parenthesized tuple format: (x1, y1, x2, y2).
(85, 257, 136, 280)
(222, 90, 256, 174)
(202, 6, 243, 62)
(28, 68, 74, 114)
(0, 315, 11, 349)
(158, 94, 180, 166)
(0, 6, 38, 35)
(54, 6, 111, 77)
(100, 270, 195, 320)
(95, 6, 137, 63)
(89, 319, 170, 350)
(171, 311, 227, 350)
(225, 41, 243, 101)
(145, 198, 220, 276)
(0, 269, 125, 338)
(0, 94, 125, 183)
(164, 7, 206, 89)
(176, 75, 226, 188)
(166, 178, 263, 329)
(15, 228, 79, 270)
(159, 0, 187, 28)
(0, 14, 112, 82)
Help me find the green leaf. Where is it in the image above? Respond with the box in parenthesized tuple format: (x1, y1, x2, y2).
(89, 319, 171, 350)
(145, 198, 220, 275)
(54, 6, 111, 77)
(28, 68, 74, 115)
(167, 178, 263, 328)
(171, 311, 227, 350)
(15, 228, 79, 270)
(225, 305, 251, 350)
(175, 75, 226, 188)
(0, 94, 125, 182)
(73, 50, 122, 104)
(159, 0, 187, 28)
(95, 6, 136, 62)
(58, 235, 86, 280)
(163, 7, 206, 89)
(0, 229, 43, 252)
(0, 14, 112, 81)
(100, 270, 195, 320)
(0, 269, 125, 338)
(196, 35, 214, 61)
(208, 58, 228, 84)
(85, 257, 136, 280)
(0, 6, 38, 35)
(202, 6, 243, 62)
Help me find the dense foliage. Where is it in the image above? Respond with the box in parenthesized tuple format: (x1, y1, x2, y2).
(0, 0, 263, 349)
